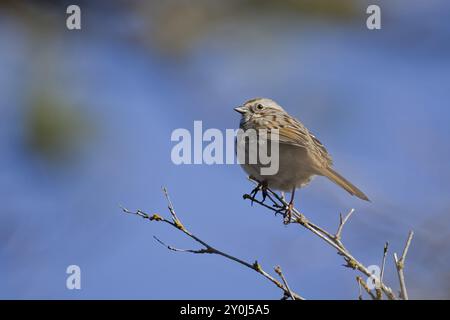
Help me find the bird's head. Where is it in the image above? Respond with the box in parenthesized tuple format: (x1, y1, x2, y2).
(234, 97, 285, 118)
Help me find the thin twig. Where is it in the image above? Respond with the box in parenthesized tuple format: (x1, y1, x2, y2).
(153, 236, 209, 254)
(357, 277, 363, 300)
(121, 190, 305, 300)
(274, 266, 295, 300)
(162, 187, 181, 224)
(243, 194, 282, 214)
(335, 209, 355, 242)
(245, 191, 335, 240)
(356, 276, 377, 300)
(123, 178, 415, 300)
(394, 231, 414, 300)
(375, 242, 389, 299)
(401, 231, 414, 264)
(380, 242, 389, 282)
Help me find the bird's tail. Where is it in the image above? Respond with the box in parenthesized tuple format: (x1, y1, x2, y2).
(321, 167, 370, 201)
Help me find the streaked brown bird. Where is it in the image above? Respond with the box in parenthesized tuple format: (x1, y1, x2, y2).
(234, 98, 369, 219)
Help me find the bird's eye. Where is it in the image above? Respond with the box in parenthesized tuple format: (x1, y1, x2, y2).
(256, 104, 264, 110)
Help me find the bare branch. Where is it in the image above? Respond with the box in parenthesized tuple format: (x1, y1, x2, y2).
(123, 178, 415, 300)
(394, 231, 414, 300)
(122, 189, 305, 301)
(372, 242, 390, 299)
(243, 178, 398, 300)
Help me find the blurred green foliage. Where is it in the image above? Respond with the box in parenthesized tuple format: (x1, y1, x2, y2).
(24, 93, 91, 162)
(245, 0, 359, 18)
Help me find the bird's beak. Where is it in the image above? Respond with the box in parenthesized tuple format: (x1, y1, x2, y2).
(234, 106, 246, 114)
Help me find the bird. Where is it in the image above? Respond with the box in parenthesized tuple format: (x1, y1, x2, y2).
(234, 97, 369, 221)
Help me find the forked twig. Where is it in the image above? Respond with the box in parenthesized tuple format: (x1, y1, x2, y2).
(335, 209, 355, 242)
(274, 266, 295, 300)
(394, 231, 414, 300)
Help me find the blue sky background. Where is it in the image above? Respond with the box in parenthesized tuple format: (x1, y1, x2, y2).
(1, 0, 450, 299)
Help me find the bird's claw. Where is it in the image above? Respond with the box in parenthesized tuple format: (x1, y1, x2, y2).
(249, 185, 260, 206)
(272, 203, 292, 223)
(283, 203, 294, 225)
(261, 188, 268, 203)
(248, 181, 268, 206)
(272, 203, 285, 216)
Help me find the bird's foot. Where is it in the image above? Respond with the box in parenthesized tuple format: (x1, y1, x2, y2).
(283, 203, 293, 225)
(272, 202, 293, 223)
(272, 202, 285, 216)
(248, 180, 268, 206)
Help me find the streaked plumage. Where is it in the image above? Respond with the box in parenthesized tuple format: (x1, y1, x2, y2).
(234, 97, 369, 201)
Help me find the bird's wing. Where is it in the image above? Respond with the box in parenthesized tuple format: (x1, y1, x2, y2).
(275, 114, 333, 166)
(308, 132, 333, 166)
